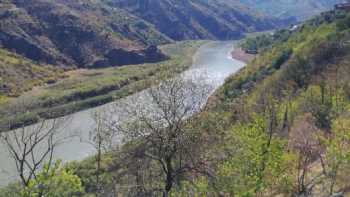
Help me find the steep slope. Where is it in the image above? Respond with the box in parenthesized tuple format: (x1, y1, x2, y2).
(0, 47, 64, 97)
(0, 0, 170, 68)
(240, 0, 345, 21)
(107, 0, 290, 41)
(195, 10, 350, 195)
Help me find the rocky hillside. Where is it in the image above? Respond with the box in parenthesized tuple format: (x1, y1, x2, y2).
(0, 0, 170, 68)
(240, 0, 345, 21)
(0, 0, 293, 68)
(107, 0, 290, 40)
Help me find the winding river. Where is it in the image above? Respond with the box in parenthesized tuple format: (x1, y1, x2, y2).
(0, 41, 245, 187)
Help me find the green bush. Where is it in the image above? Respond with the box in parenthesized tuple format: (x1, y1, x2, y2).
(0, 161, 83, 197)
(271, 49, 292, 69)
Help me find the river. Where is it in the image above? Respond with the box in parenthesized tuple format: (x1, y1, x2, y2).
(0, 41, 245, 187)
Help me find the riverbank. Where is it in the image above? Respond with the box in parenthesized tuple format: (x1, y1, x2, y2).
(231, 47, 256, 63)
(0, 41, 207, 132)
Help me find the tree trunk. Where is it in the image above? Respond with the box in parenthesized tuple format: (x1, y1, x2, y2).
(163, 158, 173, 197)
(96, 134, 102, 196)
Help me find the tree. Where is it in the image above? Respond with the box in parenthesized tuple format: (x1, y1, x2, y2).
(319, 117, 350, 195)
(89, 112, 117, 196)
(287, 113, 325, 196)
(0, 118, 69, 186)
(20, 161, 83, 197)
(216, 116, 291, 196)
(108, 77, 212, 196)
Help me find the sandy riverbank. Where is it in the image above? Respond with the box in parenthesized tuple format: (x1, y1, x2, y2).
(231, 47, 256, 63)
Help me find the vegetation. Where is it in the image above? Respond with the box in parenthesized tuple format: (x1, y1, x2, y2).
(64, 10, 350, 196)
(1, 9, 350, 197)
(0, 40, 205, 131)
(185, 10, 350, 196)
(0, 48, 64, 97)
(0, 161, 83, 197)
(240, 29, 292, 53)
(103, 77, 211, 196)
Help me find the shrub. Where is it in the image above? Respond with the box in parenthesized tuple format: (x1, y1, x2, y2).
(21, 161, 83, 197)
(271, 49, 292, 70)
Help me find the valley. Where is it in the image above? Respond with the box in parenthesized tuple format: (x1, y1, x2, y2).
(0, 0, 349, 197)
(0, 40, 246, 187)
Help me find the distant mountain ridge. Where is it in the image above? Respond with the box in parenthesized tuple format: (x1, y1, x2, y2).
(239, 0, 346, 21)
(0, 0, 291, 69)
(108, 0, 291, 40)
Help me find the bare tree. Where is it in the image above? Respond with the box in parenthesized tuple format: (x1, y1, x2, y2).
(288, 115, 323, 196)
(89, 111, 117, 196)
(107, 77, 213, 196)
(0, 118, 68, 186)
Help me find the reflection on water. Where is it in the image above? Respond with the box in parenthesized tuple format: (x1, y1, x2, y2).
(0, 41, 245, 187)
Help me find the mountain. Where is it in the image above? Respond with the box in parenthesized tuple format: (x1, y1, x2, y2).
(239, 0, 345, 21)
(107, 0, 290, 41)
(0, 0, 291, 68)
(0, 0, 170, 68)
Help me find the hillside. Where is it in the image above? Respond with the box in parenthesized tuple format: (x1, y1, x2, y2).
(107, 0, 290, 40)
(194, 10, 350, 196)
(0, 0, 292, 69)
(240, 0, 345, 21)
(0, 0, 170, 68)
(31, 10, 350, 197)
(0, 48, 64, 98)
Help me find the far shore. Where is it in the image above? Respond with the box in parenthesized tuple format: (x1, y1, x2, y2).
(231, 47, 256, 63)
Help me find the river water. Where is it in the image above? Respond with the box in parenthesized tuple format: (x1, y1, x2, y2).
(0, 41, 245, 187)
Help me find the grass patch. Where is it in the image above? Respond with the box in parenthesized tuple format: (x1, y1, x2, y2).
(0, 40, 207, 131)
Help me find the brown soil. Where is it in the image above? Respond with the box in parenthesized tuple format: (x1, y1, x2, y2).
(231, 47, 256, 63)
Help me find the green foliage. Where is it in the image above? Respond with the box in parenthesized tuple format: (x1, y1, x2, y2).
(283, 55, 311, 88)
(21, 161, 83, 197)
(297, 84, 349, 130)
(241, 35, 273, 52)
(319, 116, 350, 194)
(301, 85, 334, 129)
(271, 49, 292, 70)
(67, 154, 115, 195)
(0, 161, 83, 197)
(0, 183, 22, 197)
(215, 117, 292, 196)
(169, 177, 211, 197)
(240, 30, 293, 54)
(203, 11, 350, 196)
